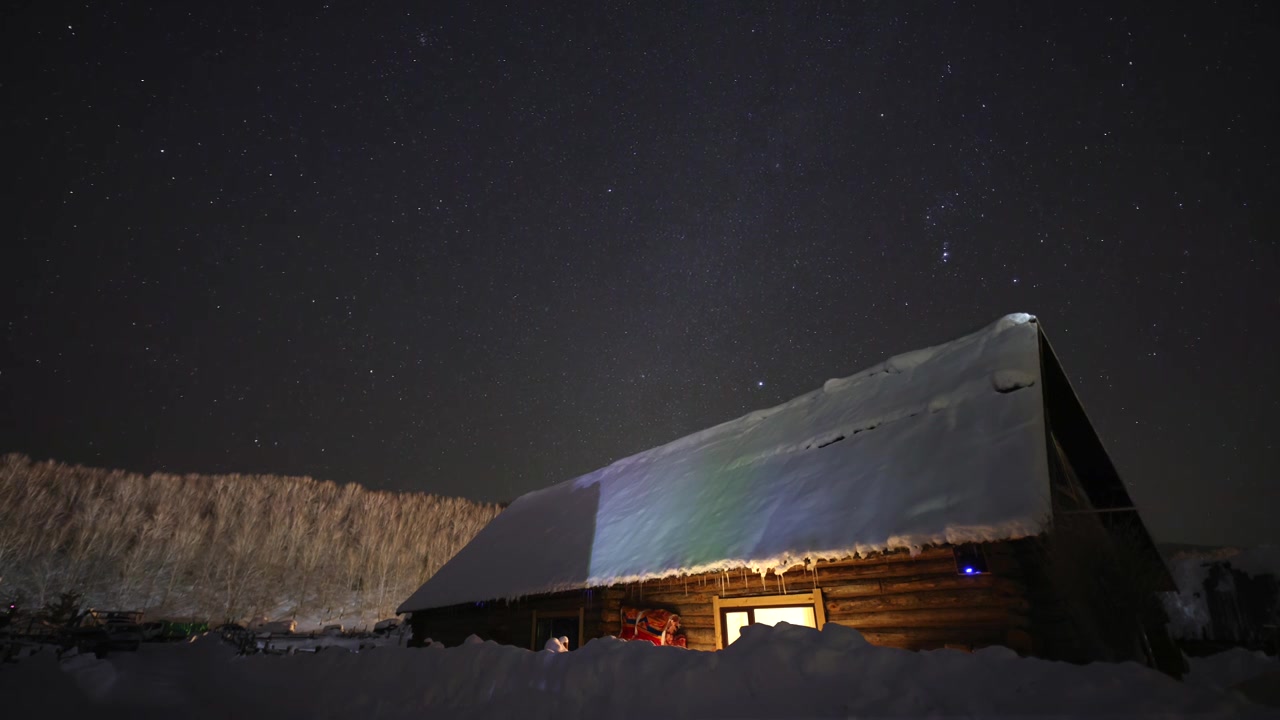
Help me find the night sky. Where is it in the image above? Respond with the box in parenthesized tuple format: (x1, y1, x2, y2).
(3, 3, 1276, 546)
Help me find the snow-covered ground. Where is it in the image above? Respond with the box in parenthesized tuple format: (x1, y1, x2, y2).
(1185, 648, 1280, 700)
(2, 623, 1276, 719)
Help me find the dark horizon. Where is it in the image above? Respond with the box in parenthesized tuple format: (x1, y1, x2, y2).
(3, 3, 1276, 547)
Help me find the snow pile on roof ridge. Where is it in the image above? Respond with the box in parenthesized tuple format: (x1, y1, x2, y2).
(401, 313, 1050, 611)
(561, 311, 1039, 489)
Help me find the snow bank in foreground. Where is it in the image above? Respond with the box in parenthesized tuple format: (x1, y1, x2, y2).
(1186, 649, 1280, 693)
(1186, 649, 1280, 712)
(3, 623, 1276, 719)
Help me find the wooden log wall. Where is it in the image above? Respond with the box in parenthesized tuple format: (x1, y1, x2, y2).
(410, 543, 1034, 655)
(599, 544, 1032, 653)
(409, 588, 605, 649)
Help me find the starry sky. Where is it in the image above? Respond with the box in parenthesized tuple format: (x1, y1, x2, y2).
(3, 2, 1276, 546)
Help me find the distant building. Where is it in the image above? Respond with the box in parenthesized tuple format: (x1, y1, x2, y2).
(399, 314, 1182, 674)
(1162, 544, 1280, 655)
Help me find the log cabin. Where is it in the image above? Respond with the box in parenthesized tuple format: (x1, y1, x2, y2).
(398, 314, 1183, 674)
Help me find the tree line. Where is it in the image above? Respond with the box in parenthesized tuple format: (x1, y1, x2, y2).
(0, 454, 502, 628)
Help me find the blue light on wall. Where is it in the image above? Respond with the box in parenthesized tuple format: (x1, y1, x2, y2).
(953, 544, 989, 575)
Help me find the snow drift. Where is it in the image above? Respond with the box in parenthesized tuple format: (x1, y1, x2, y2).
(2, 622, 1274, 719)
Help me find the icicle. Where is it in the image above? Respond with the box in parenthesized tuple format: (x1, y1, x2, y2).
(780, 569, 787, 595)
(759, 568, 766, 591)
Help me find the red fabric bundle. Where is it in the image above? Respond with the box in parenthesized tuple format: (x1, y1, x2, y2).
(618, 606, 684, 646)
(618, 606, 644, 641)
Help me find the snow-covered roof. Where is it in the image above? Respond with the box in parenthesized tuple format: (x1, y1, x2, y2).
(400, 313, 1051, 612)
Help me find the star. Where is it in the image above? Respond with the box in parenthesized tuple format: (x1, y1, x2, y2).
(2, 0, 1272, 548)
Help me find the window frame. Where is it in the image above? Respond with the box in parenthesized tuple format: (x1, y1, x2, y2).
(529, 608, 585, 651)
(711, 589, 826, 649)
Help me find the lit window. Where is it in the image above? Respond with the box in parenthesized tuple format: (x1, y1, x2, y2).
(712, 591, 825, 648)
(723, 610, 752, 646)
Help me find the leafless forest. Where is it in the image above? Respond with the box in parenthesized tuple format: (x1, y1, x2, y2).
(0, 454, 502, 627)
